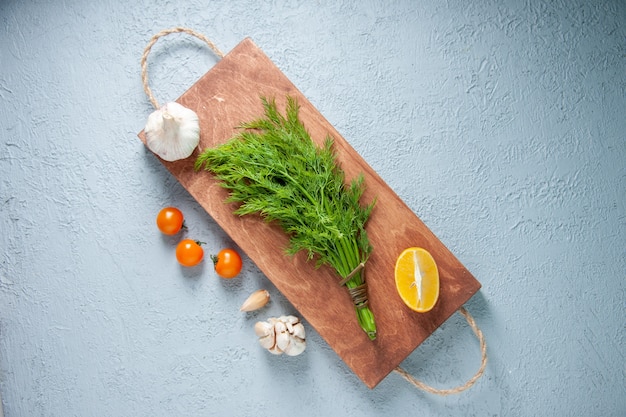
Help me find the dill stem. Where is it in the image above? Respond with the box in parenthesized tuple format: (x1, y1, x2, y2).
(335, 236, 376, 340)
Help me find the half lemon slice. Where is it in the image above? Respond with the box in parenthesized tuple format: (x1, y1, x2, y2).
(394, 247, 440, 312)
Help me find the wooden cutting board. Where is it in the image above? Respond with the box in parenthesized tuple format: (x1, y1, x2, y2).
(138, 38, 481, 389)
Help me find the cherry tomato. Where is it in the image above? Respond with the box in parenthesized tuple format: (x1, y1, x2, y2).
(156, 207, 184, 235)
(211, 248, 242, 279)
(176, 239, 204, 267)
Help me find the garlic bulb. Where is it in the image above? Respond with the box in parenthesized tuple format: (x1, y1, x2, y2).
(254, 315, 306, 356)
(144, 102, 200, 162)
(240, 289, 270, 312)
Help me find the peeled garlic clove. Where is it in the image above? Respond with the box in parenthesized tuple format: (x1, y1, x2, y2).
(283, 337, 306, 356)
(254, 321, 272, 337)
(254, 316, 306, 356)
(284, 315, 299, 324)
(254, 321, 276, 350)
(268, 344, 283, 355)
(144, 102, 200, 162)
(275, 331, 291, 352)
(240, 289, 270, 312)
(274, 320, 287, 335)
(282, 317, 306, 356)
(291, 322, 306, 340)
(259, 335, 276, 351)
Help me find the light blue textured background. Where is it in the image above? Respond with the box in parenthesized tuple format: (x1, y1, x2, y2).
(1, 1, 625, 416)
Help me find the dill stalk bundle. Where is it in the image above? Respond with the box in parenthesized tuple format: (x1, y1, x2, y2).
(195, 97, 377, 340)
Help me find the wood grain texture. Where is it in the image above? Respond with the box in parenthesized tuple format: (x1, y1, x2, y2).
(138, 38, 481, 388)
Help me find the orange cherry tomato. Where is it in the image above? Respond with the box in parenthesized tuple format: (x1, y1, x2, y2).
(156, 207, 184, 235)
(176, 239, 204, 267)
(212, 248, 242, 279)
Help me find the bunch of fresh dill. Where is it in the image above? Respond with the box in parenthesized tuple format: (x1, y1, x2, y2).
(195, 96, 377, 340)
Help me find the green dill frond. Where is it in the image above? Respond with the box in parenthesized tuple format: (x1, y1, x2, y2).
(195, 96, 377, 340)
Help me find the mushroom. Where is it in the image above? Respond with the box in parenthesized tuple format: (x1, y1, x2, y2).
(144, 102, 200, 162)
(254, 315, 306, 356)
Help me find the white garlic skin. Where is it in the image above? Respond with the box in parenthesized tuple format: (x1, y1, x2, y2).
(240, 289, 270, 312)
(254, 316, 306, 356)
(144, 102, 200, 162)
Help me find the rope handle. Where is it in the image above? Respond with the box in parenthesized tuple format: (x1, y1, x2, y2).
(393, 306, 488, 395)
(141, 27, 224, 109)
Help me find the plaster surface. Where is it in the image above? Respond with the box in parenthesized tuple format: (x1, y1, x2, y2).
(1, 1, 624, 416)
